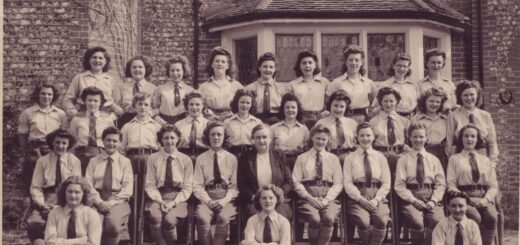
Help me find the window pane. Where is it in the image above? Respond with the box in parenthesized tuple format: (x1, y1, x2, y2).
(321, 34, 359, 80)
(275, 34, 313, 82)
(235, 37, 258, 86)
(423, 36, 439, 54)
(367, 33, 405, 81)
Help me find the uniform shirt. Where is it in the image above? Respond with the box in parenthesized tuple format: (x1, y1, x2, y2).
(369, 110, 410, 147)
(69, 111, 116, 147)
(224, 114, 262, 146)
(447, 150, 498, 202)
(270, 121, 310, 152)
(45, 205, 102, 245)
(198, 76, 243, 110)
(153, 81, 194, 116)
(85, 151, 134, 205)
(343, 147, 391, 202)
(121, 116, 161, 150)
(256, 152, 273, 187)
(63, 71, 119, 112)
(292, 148, 343, 201)
(245, 79, 287, 114)
(243, 212, 291, 245)
(288, 76, 329, 111)
(145, 150, 193, 204)
(395, 149, 446, 203)
(326, 73, 377, 109)
(315, 116, 358, 149)
(193, 149, 238, 205)
(30, 152, 82, 207)
(18, 105, 68, 141)
(115, 78, 157, 111)
(432, 215, 482, 245)
(411, 113, 447, 145)
(373, 78, 420, 113)
(446, 107, 498, 162)
(417, 76, 457, 110)
(175, 115, 209, 149)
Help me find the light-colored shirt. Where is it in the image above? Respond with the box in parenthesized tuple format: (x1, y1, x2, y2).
(432, 215, 482, 245)
(175, 115, 209, 149)
(153, 81, 194, 116)
(315, 116, 357, 149)
(193, 149, 238, 205)
(121, 116, 161, 150)
(395, 149, 446, 203)
(30, 152, 82, 207)
(326, 73, 377, 109)
(417, 76, 457, 110)
(292, 148, 343, 200)
(343, 148, 391, 202)
(198, 76, 243, 110)
(69, 111, 116, 147)
(243, 212, 291, 245)
(245, 79, 287, 114)
(256, 152, 273, 187)
(373, 78, 420, 113)
(63, 71, 119, 112)
(85, 151, 134, 205)
(18, 105, 68, 141)
(411, 113, 447, 145)
(44, 205, 102, 245)
(115, 78, 157, 112)
(288, 76, 329, 111)
(270, 121, 310, 152)
(447, 150, 498, 202)
(369, 110, 410, 147)
(145, 150, 193, 204)
(224, 114, 262, 146)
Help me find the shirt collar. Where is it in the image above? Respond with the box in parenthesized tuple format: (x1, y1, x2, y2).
(280, 120, 302, 128)
(258, 78, 274, 86)
(417, 113, 447, 120)
(101, 151, 120, 161)
(210, 149, 224, 156)
(295, 76, 322, 84)
(422, 75, 449, 83)
(461, 149, 478, 156)
(448, 215, 468, 227)
(187, 115, 204, 123)
(459, 106, 477, 116)
(160, 149, 179, 159)
(230, 114, 257, 123)
(33, 105, 60, 113)
(309, 147, 325, 156)
(389, 78, 413, 84)
(86, 70, 110, 79)
(208, 76, 232, 83)
(410, 148, 427, 156)
(356, 146, 375, 155)
(130, 115, 155, 124)
(343, 73, 368, 83)
(381, 110, 399, 118)
(258, 211, 277, 221)
(87, 111, 101, 118)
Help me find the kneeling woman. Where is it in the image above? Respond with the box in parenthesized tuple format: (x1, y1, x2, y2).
(241, 185, 291, 245)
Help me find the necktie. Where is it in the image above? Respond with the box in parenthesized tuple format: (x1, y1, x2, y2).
(263, 216, 273, 243)
(315, 152, 323, 180)
(189, 119, 197, 149)
(174, 84, 181, 106)
(336, 119, 345, 148)
(455, 223, 463, 245)
(469, 113, 475, 124)
(88, 113, 97, 147)
(213, 153, 223, 184)
(263, 83, 270, 114)
(101, 157, 113, 201)
(133, 81, 140, 94)
(416, 153, 425, 185)
(164, 156, 174, 188)
(387, 116, 396, 146)
(55, 156, 62, 188)
(469, 152, 480, 183)
(363, 150, 372, 186)
(67, 210, 77, 239)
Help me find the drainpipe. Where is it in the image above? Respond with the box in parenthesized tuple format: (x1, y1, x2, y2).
(193, 0, 201, 89)
(464, 23, 473, 80)
(477, 0, 484, 85)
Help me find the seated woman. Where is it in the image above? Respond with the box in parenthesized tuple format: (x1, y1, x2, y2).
(241, 185, 291, 245)
(44, 176, 102, 245)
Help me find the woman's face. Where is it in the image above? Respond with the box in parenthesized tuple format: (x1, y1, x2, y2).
(330, 100, 347, 118)
(427, 55, 444, 72)
(102, 133, 120, 155)
(238, 95, 253, 114)
(259, 60, 276, 81)
(357, 127, 375, 148)
(259, 189, 277, 212)
(162, 131, 179, 152)
(410, 128, 427, 151)
(211, 55, 229, 75)
(462, 127, 478, 150)
(425, 95, 442, 114)
(39, 87, 54, 107)
(346, 53, 363, 74)
(381, 94, 397, 113)
(461, 87, 478, 108)
(300, 57, 316, 77)
(65, 184, 84, 208)
(253, 128, 271, 153)
(209, 126, 225, 148)
(187, 97, 204, 118)
(392, 59, 410, 78)
(85, 94, 102, 113)
(311, 132, 329, 151)
(53, 136, 70, 156)
(89, 51, 107, 73)
(283, 101, 298, 120)
(131, 59, 146, 81)
(169, 63, 184, 83)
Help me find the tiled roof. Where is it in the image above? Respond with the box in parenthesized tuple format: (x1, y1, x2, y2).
(204, 0, 469, 29)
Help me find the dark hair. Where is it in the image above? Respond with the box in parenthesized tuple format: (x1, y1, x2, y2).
(293, 50, 321, 77)
(46, 129, 76, 150)
(31, 82, 59, 105)
(202, 121, 229, 148)
(253, 184, 285, 211)
(455, 124, 485, 153)
(424, 49, 446, 69)
(183, 91, 206, 111)
(326, 91, 351, 112)
(125, 55, 153, 78)
(376, 87, 402, 106)
(230, 89, 257, 114)
(165, 54, 192, 80)
(279, 93, 303, 122)
(251, 123, 270, 139)
(102, 126, 122, 141)
(157, 124, 182, 147)
(387, 52, 412, 77)
(446, 191, 470, 206)
(257, 52, 277, 78)
(342, 45, 366, 76)
(206, 46, 233, 77)
(82, 46, 111, 72)
(80, 86, 107, 106)
(416, 87, 448, 114)
(132, 92, 153, 108)
(455, 80, 481, 107)
(57, 176, 92, 207)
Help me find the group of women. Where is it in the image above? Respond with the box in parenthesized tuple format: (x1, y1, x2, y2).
(20, 44, 501, 245)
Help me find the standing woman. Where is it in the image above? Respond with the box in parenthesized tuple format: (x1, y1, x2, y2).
(238, 124, 293, 220)
(417, 50, 457, 111)
(19, 82, 68, 186)
(198, 46, 244, 121)
(287, 50, 329, 129)
(63, 46, 123, 118)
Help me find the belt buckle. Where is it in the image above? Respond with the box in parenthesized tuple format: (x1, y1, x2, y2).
(138, 148, 145, 155)
(316, 179, 323, 186)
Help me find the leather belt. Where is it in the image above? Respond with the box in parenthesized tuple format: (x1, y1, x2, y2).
(303, 180, 333, 187)
(354, 182, 382, 188)
(330, 147, 357, 155)
(406, 183, 435, 190)
(458, 185, 488, 191)
(373, 144, 405, 154)
(127, 148, 158, 155)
